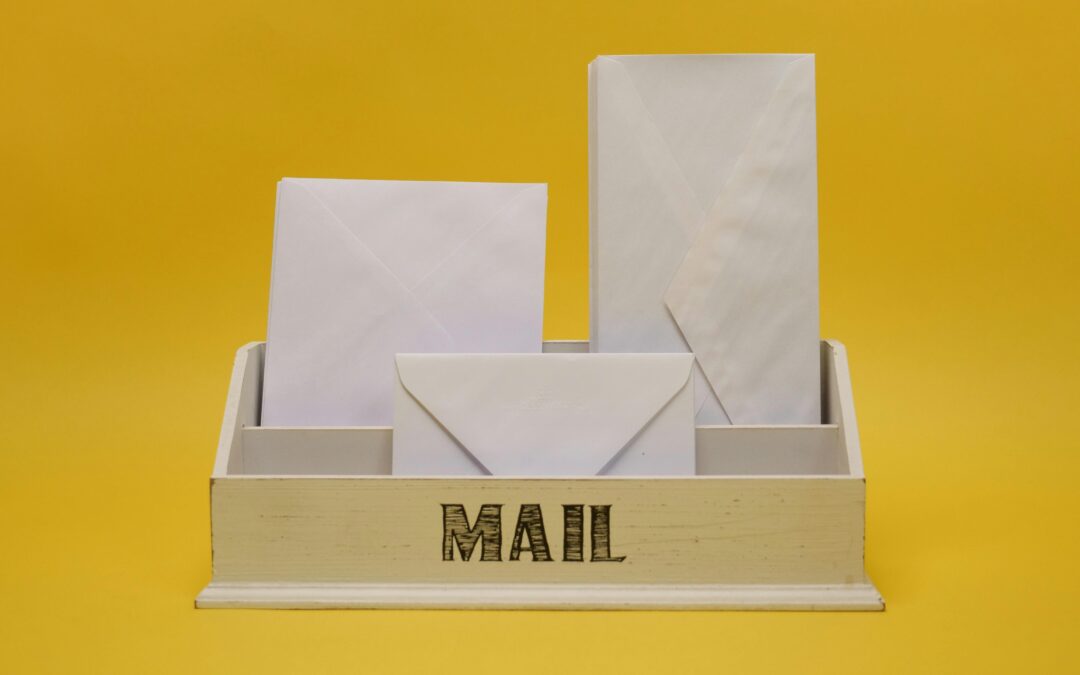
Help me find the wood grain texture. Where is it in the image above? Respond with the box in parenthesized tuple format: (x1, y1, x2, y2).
(210, 476, 867, 585)
(200, 339, 882, 610)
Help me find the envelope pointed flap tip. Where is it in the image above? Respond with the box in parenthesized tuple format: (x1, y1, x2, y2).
(395, 354, 694, 476)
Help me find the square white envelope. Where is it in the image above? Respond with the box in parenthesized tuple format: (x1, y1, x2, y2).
(589, 54, 821, 425)
(392, 353, 696, 476)
(262, 178, 548, 427)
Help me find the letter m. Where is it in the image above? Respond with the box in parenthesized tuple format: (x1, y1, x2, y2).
(442, 504, 502, 561)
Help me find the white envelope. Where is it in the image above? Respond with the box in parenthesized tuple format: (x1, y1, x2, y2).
(392, 354, 695, 476)
(589, 54, 820, 425)
(262, 178, 548, 427)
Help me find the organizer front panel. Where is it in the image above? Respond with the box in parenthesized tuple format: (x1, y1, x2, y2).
(210, 476, 866, 586)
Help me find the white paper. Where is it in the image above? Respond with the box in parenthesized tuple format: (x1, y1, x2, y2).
(392, 353, 696, 476)
(262, 178, 548, 427)
(589, 54, 820, 425)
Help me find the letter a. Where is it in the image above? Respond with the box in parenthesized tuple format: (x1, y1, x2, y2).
(509, 504, 553, 561)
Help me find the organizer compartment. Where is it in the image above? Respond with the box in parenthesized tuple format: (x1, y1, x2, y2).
(198, 340, 882, 610)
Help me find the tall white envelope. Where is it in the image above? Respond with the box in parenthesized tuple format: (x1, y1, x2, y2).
(262, 178, 548, 427)
(391, 354, 696, 476)
(589, 54, 821, 425)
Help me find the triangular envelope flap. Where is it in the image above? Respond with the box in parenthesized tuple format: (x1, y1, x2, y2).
(663, 55, 819, 424)
(603, 55, 800, 215)
(281, 178, 537, 290)
(395, 354, 694, 476)
(263, 181, 455, 425)
(271, 181, 453, 346)
(412, 185, 547, 353)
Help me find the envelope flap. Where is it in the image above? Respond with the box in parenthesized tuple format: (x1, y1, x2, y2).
(395, 354, 694, 476)
(663, 55, 820, 424)
(262, 181, 458, 426)
(282, 178, 540, 290)
(599, 54, 801, 215)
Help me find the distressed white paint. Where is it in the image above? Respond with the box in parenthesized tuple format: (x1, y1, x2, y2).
(199, 340, 881, 610)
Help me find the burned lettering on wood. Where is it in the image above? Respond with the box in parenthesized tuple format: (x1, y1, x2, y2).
(509, 504, 552, 561)
(441, 504, 502, 561)
(589, 504, 627, 562)
(563, 504, 584, 562)
(441, 503, 625, 563)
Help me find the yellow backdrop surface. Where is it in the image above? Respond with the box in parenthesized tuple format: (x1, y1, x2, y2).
(2, 0, 1078, 672)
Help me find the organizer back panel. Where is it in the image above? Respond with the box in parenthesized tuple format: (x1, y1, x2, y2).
(221, 341, 854, 477)
(238, 425, 846, 476)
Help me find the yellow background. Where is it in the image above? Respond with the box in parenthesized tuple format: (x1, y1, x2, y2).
(2, 0, 1078, 672)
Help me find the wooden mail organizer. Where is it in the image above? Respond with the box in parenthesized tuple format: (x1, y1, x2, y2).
(196, 340, 883, 610)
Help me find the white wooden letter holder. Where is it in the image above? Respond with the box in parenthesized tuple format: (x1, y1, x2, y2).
(197, 340, 883, 610)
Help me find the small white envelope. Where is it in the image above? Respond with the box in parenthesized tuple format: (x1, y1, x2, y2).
(392, 354, 696, 476)
(589, 54, 820, 425)
(262, 178, 548, 427)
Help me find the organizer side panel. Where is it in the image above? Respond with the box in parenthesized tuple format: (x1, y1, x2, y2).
(823, 340, 861, 476)
(213, 342, 264, 477)
(210, 477, 866, 586)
